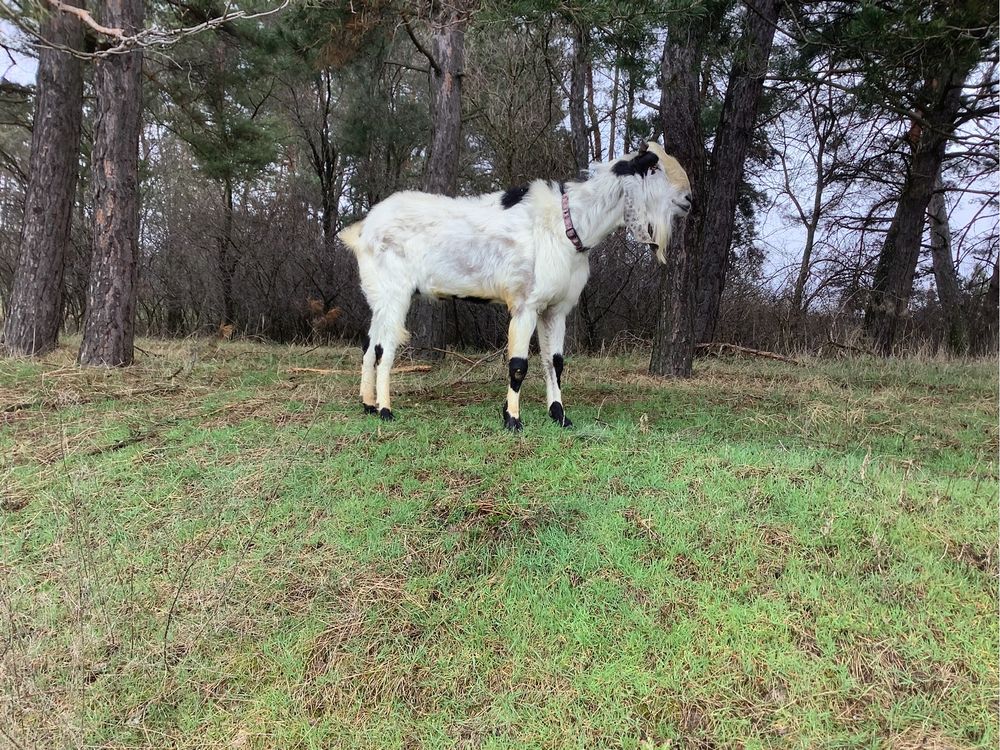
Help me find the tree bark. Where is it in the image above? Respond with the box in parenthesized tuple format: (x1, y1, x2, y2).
(78, 0, 144, 367)
(568, 25, 589, 173)
(927, 174, 968, 355)
(693, 0, 781, 344)
(980, 260, 999, 355)
(864, 65, 972, 356)
(408, 6, 467, 360)
(650, 26, 706, 378)
(3, 0, 85, 356)
(218, 175, 236, 326)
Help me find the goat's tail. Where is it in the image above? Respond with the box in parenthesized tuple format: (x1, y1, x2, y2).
(337, 221, 365, 254)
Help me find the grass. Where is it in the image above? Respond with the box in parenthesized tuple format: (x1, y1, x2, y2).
(1, 337, 996, 749)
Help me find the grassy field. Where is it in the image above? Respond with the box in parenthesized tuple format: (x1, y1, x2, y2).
(1, 338, 996, 749)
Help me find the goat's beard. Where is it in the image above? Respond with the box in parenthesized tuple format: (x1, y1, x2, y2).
(650, 215, 675, 264)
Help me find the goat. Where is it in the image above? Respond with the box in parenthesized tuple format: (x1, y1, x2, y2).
(337, 141, 692, 430)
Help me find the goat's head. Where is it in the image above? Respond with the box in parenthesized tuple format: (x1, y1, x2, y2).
(613, 141, 692, 264)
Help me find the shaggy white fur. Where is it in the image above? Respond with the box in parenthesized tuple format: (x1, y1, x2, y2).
(338, 141, 691, 429)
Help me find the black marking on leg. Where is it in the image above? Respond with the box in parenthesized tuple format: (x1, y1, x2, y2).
(508, 357, 528, 393)
(378, 407, 394, 421)
(501, 184, 529, 209)
(374, 344, 383, 366)
(363, 402, 378, 416)
(548, 401, 573, 428)
(552, 353, 564, 388)
(501, 403, 523, 432)
(362, 335, 370, 355)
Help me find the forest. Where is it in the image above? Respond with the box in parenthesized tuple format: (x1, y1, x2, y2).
(0, 0, 997, 369)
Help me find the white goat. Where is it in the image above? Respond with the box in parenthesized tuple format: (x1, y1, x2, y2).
(338, 141, 692, 430)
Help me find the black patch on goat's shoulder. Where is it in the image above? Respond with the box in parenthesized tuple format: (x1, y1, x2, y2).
(611, 150, 659, 177)
(552, 353, 564, 388)
(374, 344, 383, 366)
(501, 184, 530, 209)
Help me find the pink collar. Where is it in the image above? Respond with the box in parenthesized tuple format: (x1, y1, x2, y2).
(561, 191, 587, 252)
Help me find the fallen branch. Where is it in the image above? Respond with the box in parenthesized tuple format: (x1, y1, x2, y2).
(696, 342, 802, 366)
(287, 365, 433, 375)
(820, 339, 875, 357)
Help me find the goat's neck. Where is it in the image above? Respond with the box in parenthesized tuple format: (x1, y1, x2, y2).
(563, 174, 625, 249)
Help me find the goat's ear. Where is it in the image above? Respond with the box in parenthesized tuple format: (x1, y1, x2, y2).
(612, 145, 660, 178)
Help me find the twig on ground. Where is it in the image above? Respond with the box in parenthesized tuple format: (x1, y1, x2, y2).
(696, 342, 802, 366)
(451, 348, 506, 384)
(286, 365, 433, 375)
(820, 339, 876, 357)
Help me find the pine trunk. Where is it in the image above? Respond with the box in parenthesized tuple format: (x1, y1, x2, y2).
(409, 9, 466, 360)
(218, 177, 236, 326)
(649, 27, 706, 378)
(78, 0, 144, 367)
(3, 1, 84, 356)
(864, 66, 971, 356)
(693, 0, 781, 344)
(927, 175, 968, 355)
(568, 26, 589, 173)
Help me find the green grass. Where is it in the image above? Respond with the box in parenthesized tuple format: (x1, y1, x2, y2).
(1, 338, 996, 749)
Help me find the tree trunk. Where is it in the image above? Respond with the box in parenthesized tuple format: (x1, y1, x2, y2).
(218, 176, 236, 326)
(693, 0, 781, 344)
(791, 124, 826, 316)
(3, 1, 84, 356)
(586, 60, 602, 161)
(568, 25, 589, 173)
(408, 7, 466, 360)
(979, 260, 999, 355)
(649, 26, 706, 378)
(78, 0, 144, 367)
(864, 65, 972, 356)
(927, 174, 968, 355)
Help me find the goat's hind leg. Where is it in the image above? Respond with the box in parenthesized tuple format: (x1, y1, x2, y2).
(360, 335, 378, 415)
(370, 297, 411, 421)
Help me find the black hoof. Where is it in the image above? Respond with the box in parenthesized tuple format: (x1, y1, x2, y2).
(501, 404, 523, 432)
(548, 402, 573, 428)
(379, 408, 394, 422)
(363, 402, 378, 416)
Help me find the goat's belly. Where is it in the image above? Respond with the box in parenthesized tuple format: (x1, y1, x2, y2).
(416, 264, 524, 308)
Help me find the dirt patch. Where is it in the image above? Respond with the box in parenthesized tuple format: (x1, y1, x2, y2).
(951, 542, 997, 578)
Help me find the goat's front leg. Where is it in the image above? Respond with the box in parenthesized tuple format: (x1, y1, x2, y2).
(537, 311, 572, 427)
(502, 308, 538, 431)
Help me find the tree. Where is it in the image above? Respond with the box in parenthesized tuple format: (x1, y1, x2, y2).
(864, 65, 978, 355)
(78, 0, 145, 366)
(694, 0, 782, 344)
(405, 3, 472, 360)
(649, 17, 708, 377)
(650, 0, 780, 374)
(3, 1, 84, 356)
(927, 174, 969, 354)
